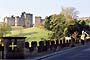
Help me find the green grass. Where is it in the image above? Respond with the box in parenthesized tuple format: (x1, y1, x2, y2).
(7, 27, 52, 43)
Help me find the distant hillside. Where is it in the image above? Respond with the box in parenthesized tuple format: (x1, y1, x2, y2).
(7, 27, 52, 42)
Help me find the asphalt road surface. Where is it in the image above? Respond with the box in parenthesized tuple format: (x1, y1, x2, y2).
(41, 43, 90, 60)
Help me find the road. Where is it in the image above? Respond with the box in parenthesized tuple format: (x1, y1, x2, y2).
(39, 43, 90, 60)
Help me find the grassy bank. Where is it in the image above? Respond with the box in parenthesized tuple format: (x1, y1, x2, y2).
(7, 27, 52, 43)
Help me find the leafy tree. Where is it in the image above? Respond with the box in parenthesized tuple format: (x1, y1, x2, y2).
(85, 20, 90, 25)
(44, 7, 80, 40)
(50, 15, 66, 39)
(44, 16, 52, 30)
(44, 14, 68, 40)
(0, 22, 12, 37)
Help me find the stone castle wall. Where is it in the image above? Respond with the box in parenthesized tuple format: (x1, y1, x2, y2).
(35, 16, 45, 27)
(3, 12, 33, 28)
(3, 12, 45, 28)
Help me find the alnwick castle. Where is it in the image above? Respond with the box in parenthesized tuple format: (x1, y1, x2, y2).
(3, 12, 45, 28)
(2, 12, 90, 28)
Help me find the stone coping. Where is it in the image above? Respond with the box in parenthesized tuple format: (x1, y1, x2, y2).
(0, 37, 26, 39)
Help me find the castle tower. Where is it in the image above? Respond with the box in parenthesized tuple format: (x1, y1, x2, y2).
(4, 17, 9, 24)
(4, 16, 15, 26)
(21, 12, 33, 27)
(11, 16, 15, 26)
(35, 16, 44, 26)
(15, 16, 20, 26)
(35, 16, 42, 24)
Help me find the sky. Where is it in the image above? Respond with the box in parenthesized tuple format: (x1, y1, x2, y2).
(0, 0, 90, 22)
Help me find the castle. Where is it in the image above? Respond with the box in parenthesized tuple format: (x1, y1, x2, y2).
(4, 12, 33, 28)
(34, 16, 45, 26)
(79, 17, 90, 20)
(3, 12, 45, 28)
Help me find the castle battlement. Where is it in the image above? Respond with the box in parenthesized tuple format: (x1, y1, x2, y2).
(3, 12, 33, 28)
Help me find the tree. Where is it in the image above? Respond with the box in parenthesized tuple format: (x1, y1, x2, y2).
(0, 22, 12, 37)
(45, 14, 67, 40)
(85, 20, 90, 26)
(44, 16, 52, 30)
(44, 7, 80, 40)
(60, 7, 79, 39)
(51, 15, 66, 39)
(61, 7, 79, 24)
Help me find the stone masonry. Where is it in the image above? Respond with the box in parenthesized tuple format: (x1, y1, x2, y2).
(3, 12, 33, 28)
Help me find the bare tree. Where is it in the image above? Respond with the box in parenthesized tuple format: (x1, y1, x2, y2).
(61, 7, 79, 23)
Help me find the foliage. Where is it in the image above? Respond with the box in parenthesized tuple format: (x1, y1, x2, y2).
(44, 14, 69, 40)
(67, 20, 90, 39)
(0, 22, 12, 37)
(44, 16, 52, 30)
(44, 7, 90, 40)
(50, 15, 67, 39)
(85, 20, 90, 25)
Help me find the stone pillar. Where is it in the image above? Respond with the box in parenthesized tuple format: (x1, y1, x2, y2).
(50, 40, 56, 51)
(45, 40, 50, 51)
(30, 41, 37, 53)
(2, 37, 26, 59)
(38, 41, 44, 52)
